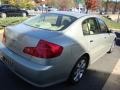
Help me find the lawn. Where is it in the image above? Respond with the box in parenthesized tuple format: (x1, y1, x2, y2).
(102, 17, 120, 30)
(0, 17, 28, 29)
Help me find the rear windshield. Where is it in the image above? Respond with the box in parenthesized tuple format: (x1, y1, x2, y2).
(24, 13, 77, 31)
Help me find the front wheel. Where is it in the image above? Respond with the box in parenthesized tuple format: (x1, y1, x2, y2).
(68, 56, 88, 84)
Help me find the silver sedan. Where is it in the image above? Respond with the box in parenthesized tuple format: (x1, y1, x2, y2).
(0, 11, 116, 87)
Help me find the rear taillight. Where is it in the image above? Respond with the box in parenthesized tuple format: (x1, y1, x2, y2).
(2, 30, 6, 43)
(23, 40, 63, 59)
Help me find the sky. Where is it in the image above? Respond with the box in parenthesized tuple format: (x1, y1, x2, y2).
(112, 0, 120, 1)
(103, 0, 120, 1)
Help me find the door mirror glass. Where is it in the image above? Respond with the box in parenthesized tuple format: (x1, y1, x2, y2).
(107, 29, 112, 33)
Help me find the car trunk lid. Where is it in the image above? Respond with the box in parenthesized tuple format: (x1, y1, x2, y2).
(3, 24, 62, 61)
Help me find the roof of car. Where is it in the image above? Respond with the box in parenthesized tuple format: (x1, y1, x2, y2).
(49, 11, 88, 18)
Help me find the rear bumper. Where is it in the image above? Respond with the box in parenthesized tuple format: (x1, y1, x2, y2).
(0, 42, 62, 87)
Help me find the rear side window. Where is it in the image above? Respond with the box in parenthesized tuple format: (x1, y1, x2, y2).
(82, 18, 100, 35)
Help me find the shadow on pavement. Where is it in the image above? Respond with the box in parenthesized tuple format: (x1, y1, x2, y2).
(0, 63, 118, 90)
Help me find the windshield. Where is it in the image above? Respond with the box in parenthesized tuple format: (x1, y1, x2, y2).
(24, 13, 77, 31)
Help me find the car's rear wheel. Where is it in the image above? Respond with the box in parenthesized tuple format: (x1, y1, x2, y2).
(68, 56, 88, 84)
(22, 12, 27, 17)
(1, 13, 6, 18)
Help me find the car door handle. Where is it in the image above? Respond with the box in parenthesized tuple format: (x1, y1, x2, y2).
(104, 37, 107, 38)
(90, 40, 93, 42)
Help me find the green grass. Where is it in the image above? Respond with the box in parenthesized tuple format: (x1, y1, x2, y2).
(102, 17, 120, 30)
(0, 17, 28, 29)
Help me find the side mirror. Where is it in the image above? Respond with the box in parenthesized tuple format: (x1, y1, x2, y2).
(107, 29, 112, 33)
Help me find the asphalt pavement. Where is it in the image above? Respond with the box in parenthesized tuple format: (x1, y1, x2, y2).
(0, 32, 120, 90)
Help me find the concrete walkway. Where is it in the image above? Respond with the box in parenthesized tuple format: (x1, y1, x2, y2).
(103, 59, 120, 90)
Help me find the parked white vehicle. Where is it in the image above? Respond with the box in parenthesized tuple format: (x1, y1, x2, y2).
(0, 11, 116, 87)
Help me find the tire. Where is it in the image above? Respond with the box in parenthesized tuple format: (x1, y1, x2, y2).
(22, 12, 27, 17)
(1, 13, 6, 18)
(68, 56, 88, 84)
(107, 39, 116, 53)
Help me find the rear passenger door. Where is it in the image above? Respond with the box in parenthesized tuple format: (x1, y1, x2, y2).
(82, 18, 107, 63)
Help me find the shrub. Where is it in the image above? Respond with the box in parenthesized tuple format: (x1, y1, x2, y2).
(0, 17, 28, 29)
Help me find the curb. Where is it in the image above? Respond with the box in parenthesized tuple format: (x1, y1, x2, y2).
(110, 28, 120, 32)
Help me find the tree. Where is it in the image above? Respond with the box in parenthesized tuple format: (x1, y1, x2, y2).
(102, 0, 120, 14)
(1, 0, 34, 9)
(18, 0, 34, 9)
(46, 0, 59, 8)
(75, 0, 84, 4)
(1, 0, 9, 4)
(112, 0, 118, 14)
(35, 0, 75, 10)
(85, 0, 100, 13)
(58, 0, 75, 10)
(105, 0, 109, 13)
